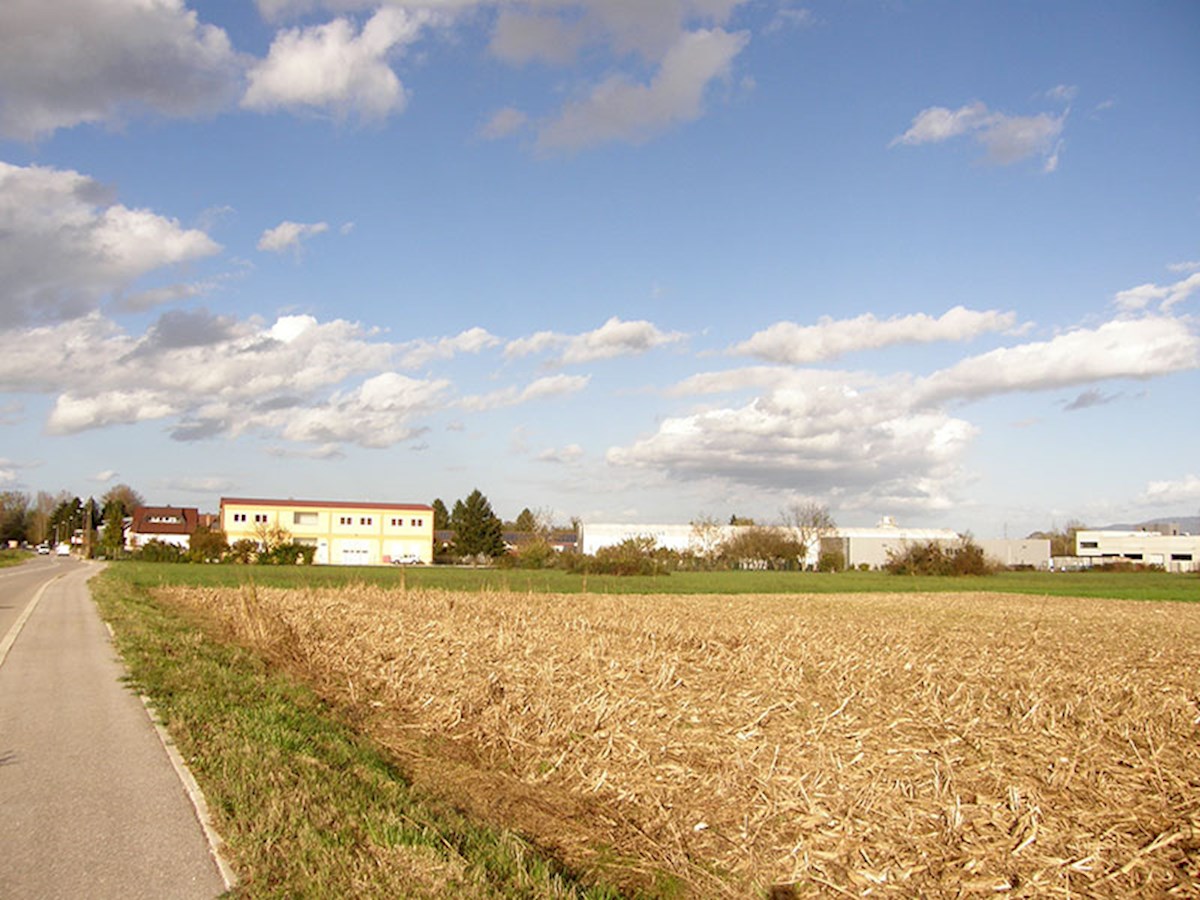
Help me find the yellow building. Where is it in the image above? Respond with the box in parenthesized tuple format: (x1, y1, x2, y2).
(219, 497, 434, 566)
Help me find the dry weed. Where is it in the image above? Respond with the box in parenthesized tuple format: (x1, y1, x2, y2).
(161, 585, 1200, 897)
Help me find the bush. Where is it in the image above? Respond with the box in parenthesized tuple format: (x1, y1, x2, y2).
(137, 539, 184, 563)
(718, 526, 805, 571)
(885, 538, 996, 576)
(817, 548, 845, 572)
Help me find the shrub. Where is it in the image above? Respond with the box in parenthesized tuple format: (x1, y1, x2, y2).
(885, 538, 997, 576)
(138, 539, 184, 563)
(817, 548, 845, 572)
(718, 526, 804, 571)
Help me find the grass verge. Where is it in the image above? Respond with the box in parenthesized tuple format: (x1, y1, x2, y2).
(0, 549, 31, 568)
(91, 567, 626, 899)
(108, 560, 1199, 602)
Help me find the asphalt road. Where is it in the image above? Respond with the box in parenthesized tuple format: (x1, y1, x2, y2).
(0, 557, 232, 899)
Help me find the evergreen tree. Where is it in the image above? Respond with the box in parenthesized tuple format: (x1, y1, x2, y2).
(451, 489, 506, 559)
(514, 507, 538, 533)
(431, 498, 450, 531)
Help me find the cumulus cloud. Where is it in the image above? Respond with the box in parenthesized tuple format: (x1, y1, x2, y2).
(608, 369, 977, 513)
(274, 372, 450, 448)
(257, 220, 330, 254)
(460, 374, 590, 412)
(0, 0, 240, 140)
(892, 99, 1067, 171)
(1141, 474, 1200, 503)
(506, 316, 685, 365)
(916, 316, 1199, 406)
(243, 7, 427, 120)
(730, 307, 1018, 364)
(536, 28, 748, 151)
(0, 161, 220, 326)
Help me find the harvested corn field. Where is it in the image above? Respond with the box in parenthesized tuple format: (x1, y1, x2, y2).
(159, 585, 1200, 897)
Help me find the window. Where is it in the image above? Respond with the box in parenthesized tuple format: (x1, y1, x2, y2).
(339, 516, 352, 526)
(1171, 554, 1193, 561)
(254, 514, 268, 524)
(233, 513, 247, 523)
(411, 518, 424, 527)
(293, 511, 318, 526)
(391, 518, 401, 527)
(1125, 553, 1143, 561)
(1080, 541, 1098, 549)
(360, 517, 373, 526)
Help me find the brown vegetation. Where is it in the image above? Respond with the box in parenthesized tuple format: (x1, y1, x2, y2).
(158, 585, 1200, 897)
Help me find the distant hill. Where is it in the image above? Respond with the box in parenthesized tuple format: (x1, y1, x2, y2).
(1096, 516, 1200, 533)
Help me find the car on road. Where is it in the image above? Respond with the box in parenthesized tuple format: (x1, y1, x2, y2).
(56, 543, 71, 556)
(37, 544, 50, 555)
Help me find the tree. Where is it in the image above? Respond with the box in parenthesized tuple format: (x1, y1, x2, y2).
(431, 498, 450, 531)
(451, 489, 506, 560)
(100, 499, 127, 557)
(101, 484, 145, 519)
(690, 514, 724, 563)
(50, 496, 82, 546)
(189, 526, 228, 563)
(719, 526, 805, 570)
(781, 501, 836, 568)
(514, 507, 538, 533)
(0, 491, 30, 545)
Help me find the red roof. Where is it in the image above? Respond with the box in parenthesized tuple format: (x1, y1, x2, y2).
(130, 507, 200, 536)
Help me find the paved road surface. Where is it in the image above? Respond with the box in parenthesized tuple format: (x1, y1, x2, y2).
(0, 557, 232, 899)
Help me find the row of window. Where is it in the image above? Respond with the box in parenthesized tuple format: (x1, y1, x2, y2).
(230, 512, 425, 528)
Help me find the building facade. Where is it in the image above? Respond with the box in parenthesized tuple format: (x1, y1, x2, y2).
(220, 497, 434, 566)
(126, 506, 200, 552)
(1075, 529, 1199, 573)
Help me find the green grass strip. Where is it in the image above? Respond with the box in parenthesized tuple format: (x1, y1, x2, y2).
(91, 567, 627, 899)
(109, 560, 1199, 603)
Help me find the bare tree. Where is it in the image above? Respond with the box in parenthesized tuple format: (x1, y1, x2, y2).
(781, 501, 836, 568)
(689, 514, 724, 562)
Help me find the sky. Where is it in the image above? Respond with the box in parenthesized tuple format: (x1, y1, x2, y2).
(1, 0, 1198, 538)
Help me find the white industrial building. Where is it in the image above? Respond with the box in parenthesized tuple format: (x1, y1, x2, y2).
(1075, 528, 1199, 573)
(578, 518, 1045, 570)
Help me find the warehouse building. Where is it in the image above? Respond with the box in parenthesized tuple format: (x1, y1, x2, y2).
(1075, 528, 1199, 573)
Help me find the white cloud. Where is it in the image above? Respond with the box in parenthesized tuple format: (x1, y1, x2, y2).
(1141, 474, 1200, 503)
(892, 100, 1067, 170)
(460, 374, 590, 412)
(608, 369, 977, 513)
(398, 327, 501, 368)
(480, 106, 529, 140)
(0, 161, 220, 325)
(92, 469, 119, 483)
(257, 220, 330, 254)
(0, 0, 240, 140)
(1167, 260, 1200, 274)
(538, 444, 586, 464)
(536, 28, 748, 151)
(916, 316, 1200, 405)
(730, 307, 1018, 364)
(1114, 272, 1200, 313)
(506, 316, 685, 365)
(243, 7, 427, 120)
(275, 371, 450, 448)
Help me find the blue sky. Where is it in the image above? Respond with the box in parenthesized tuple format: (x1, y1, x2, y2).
(1, 0, 1198, 537)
